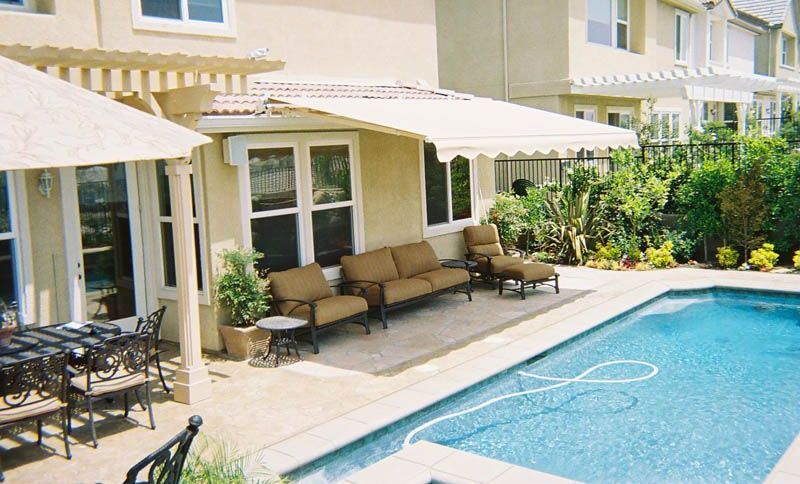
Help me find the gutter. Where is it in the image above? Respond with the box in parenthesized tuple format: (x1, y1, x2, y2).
(502, 0, 509, 102)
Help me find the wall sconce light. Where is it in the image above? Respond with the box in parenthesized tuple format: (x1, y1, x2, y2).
(38, 169, 53, 198)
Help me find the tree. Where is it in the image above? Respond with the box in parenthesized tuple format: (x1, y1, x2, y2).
(718, 162, 767, 258)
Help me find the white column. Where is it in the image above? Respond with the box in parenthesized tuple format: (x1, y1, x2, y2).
(689, 100, 704, 131)
(775, 93, 783, 133)
(166, 158, 211, 405)
(736, 102, 749, 135)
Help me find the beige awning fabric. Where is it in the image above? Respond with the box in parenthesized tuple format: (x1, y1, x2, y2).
(271, 96, 639, 161)
(0, 55, 211, 170)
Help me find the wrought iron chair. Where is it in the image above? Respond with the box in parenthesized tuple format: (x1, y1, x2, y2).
(68, 333, 154, 448)
(0, 352, 71, 481)
(123, 415, 203, 484)
(135, 306, 170, 393)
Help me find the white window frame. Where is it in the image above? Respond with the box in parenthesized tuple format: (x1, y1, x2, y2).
(149, 153, 210, 304)
(131, 0, 237, 37)
(607, 106, 633, 128)
(650, 110, 681, 142)
(675, 10, 690, 65)
(575, 105, 598, 122)
(781, 33, 795, 68)
(420, 142, 478, 239)
(237, 132, 364, 281)
(0, 172, 31, 323)
(586, 0, 630, 50)
(0, 0, 31, 12)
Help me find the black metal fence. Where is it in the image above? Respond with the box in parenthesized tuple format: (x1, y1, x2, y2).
(495, 139, 800, 192)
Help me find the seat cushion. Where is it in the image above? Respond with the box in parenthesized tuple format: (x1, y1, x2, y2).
(0, 398, 63, 424)
(502, 262, 556, 281)
(363, 278, 432, 306)
(472, 254, 521, 275)
(270, 263, 334, 315)
(291, 295, 368, 326)
(341, 248, 399, 284)
(390, 242, 441, 279)
(463, 224, 504, 257)
(413, 268, 470, 292)
(71, 372, 147, 396)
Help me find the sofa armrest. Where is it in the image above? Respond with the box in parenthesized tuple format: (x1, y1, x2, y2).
(338, 280, 383, 297)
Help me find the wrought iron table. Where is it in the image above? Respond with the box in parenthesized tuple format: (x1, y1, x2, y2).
(440, 259, 478, 271)
(0, 321, 122, 365)
(254, 316, 308, 367)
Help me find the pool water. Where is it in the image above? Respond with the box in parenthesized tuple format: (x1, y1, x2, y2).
(293, 289, 800, 483)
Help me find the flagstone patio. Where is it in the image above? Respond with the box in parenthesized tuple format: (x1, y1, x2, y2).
(3, 266, 798, 483)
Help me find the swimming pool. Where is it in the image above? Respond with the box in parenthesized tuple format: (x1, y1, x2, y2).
(293, 289, 800, 483)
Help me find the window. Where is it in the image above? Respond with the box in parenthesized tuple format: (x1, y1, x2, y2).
(140, 0, 223, 22)
(132, 0, 234, 36)
(0, 173, 19, 310)
(243, 133, 360, 276)
(607, 107, 632, 129)
(675, 11, 690, 63)
(587, 0, 629, 50)
(154, 160, 206, 294)
(781, 33, 795, 67)
(575, 106, 597, 122)
(422, 143, 474, 236)
(0, 0, 28, 11)
(649, 111, 681, 142)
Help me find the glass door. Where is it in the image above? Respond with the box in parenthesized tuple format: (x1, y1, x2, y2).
(75, 164, 138, 322)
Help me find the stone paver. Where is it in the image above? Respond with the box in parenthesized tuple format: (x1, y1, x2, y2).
(2, 266, 799, 482)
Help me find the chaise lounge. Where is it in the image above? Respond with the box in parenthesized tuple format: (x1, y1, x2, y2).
(269, 263, 370, 354)
(341, 241, 471, 326)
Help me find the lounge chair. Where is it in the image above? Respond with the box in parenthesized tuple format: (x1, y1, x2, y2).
(463, 224, 525, 285)
(269, 263, 369, 354)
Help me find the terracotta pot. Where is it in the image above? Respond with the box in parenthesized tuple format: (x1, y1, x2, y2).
(0, 326, 14, 347)
(218, 325, 270, 360)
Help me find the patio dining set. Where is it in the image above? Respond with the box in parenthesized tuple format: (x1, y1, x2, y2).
(0, 306, 171, 481)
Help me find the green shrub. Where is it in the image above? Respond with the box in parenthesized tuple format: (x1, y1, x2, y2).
(719, 161, 767, 257)
(661, 229, 697, 262)
(214, 248, 270, 327)
(594, 242, 622, 262)
(793, 250, 800, 270)
(485, 192, 528, 248)
(519, 187, 549, 251)
(645, 241, 676, 269)
(716, 246, 740, 269)
(675, 156, 735, 242)
(182, 437, 282, 483)
(748, 243, 780, 271)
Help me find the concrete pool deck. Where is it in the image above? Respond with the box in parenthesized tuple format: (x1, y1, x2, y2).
(3, 266, 799, 482)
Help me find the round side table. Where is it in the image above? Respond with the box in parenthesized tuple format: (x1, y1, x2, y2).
(255, 316, 308, 367)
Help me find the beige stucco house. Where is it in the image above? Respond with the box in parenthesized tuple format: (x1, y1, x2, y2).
(0, 0, 636, 381)
(436, 0, 800, 142)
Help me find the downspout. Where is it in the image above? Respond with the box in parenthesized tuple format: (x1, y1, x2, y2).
(502, 0, 509, 102)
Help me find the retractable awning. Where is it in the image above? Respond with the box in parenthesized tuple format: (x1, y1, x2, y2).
(270, 96, 639, 162)
(0, 54, 211, 170)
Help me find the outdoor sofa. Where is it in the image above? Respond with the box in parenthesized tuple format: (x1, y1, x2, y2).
(269, 263, 370, 354)
(340, 241, 472, 327)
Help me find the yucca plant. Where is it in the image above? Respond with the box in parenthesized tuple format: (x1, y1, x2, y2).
(543, 187, 608, 265)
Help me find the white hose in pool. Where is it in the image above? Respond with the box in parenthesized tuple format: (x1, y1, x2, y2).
(403, 360, 659, 447)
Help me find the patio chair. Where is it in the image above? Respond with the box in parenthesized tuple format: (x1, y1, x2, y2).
(68, 333, 154, 448)
(123, 415, 203, 484)
(135, 306, 170, 394)
(269, 262, 369, 354)
(0, 352, 71, 481)
(463, 224, 525, 286)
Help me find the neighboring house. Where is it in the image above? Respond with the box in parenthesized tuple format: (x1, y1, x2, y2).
(0, 0, 634, 356)
(435, 0, 793, 143)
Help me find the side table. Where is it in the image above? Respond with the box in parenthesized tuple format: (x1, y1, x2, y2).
(254, 316, 308, 367)
(440, 259, 478, 294)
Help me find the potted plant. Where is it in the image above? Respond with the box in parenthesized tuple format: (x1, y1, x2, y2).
(214, 248, 271, 360)
(0, 300, 18, 347)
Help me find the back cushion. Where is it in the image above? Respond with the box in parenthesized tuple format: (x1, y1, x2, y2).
(341, 248, 400, 283)
(390, 242, 441, 278)
(463, 224, 503, 256)
(269, 263, 333, 315)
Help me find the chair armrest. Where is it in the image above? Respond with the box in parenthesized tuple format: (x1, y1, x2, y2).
(466, 252, 493, 263)
(338, 280, 383, 297)
(271, 298, 317, 318)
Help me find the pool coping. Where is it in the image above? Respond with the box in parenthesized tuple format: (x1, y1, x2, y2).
(260, 277, 800, 482)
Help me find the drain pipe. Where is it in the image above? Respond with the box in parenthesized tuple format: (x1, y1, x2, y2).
(502, 0, 509, 102)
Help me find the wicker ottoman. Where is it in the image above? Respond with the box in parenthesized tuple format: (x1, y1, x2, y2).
(498, 263, 559, 300)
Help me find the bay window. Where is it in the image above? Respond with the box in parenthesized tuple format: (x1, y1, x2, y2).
(154, 159, 206, 295)
(243, 133, 360, 276)
(422, 143, 474, 236)
(587, 0, 629, 50)
(0, 172, 20, 310)
(675, 10, 690, 64)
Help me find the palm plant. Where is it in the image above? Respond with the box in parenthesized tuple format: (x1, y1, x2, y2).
(181, 437, 284, 484)
(543, 187, 608, 265)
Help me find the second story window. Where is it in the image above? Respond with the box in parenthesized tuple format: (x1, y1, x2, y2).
(781, 33, 796, 68)
(587, 0, 629, 50)
(140, 0, 225, 24)
(675, 11, 690, 64)
(0, 0, 28, 10)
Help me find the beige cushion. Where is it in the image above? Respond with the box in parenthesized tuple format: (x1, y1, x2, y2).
(0, 398, 63, 424)
(463, 224, 504, 257)
(390, 242, 441, 279)
(270, 263, 334, 315)
(291, 295, 368, 326)
(503, 263, 556, 281)
(363, 278, 432, 306)
(71, 372, 147, 396)
(341, 248, 399, 284)
(472, 254, 521, 275)
(413, 268, 470, 292)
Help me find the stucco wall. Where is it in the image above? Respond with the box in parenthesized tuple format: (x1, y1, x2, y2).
(0, 0, 439, 85)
